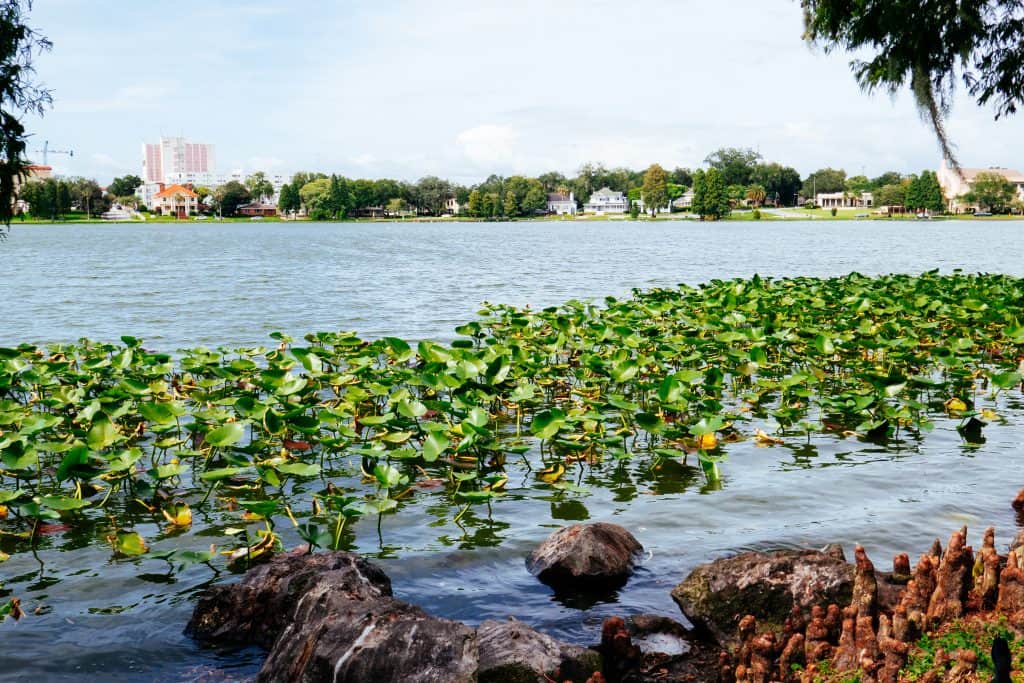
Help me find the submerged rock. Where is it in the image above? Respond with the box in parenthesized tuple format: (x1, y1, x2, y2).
(670, 547, 853, 649)
(527, 522, 643, 588)
(476, 617, 601, 683)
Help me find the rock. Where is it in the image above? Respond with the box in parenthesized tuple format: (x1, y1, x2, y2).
(261, 596, 477, 683)
(186, 549, 392, 648)
(189, 550, 477, 683)
(476, 617, 600, 683)
(671, 548, 853, 649)
(527, 523, 643, 587)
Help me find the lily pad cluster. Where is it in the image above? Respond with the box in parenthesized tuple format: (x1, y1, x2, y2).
(0, 271, 1022, 581)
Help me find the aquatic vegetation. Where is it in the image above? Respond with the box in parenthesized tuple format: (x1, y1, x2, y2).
(1, 271, 1023, 580)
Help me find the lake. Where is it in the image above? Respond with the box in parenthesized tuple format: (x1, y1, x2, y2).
(2, 219, 1024, 681)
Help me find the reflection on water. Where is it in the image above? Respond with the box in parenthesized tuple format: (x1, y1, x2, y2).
(3, 221, 1024, 680)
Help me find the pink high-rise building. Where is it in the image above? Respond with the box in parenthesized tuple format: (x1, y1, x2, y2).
(142, 137, 216, 183)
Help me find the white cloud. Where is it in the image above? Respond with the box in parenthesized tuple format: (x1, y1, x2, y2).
(455, 124, 521, 169)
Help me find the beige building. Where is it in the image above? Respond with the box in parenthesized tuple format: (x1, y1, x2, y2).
(937, 159, 1024, 212)
(152, 184, 199, 218)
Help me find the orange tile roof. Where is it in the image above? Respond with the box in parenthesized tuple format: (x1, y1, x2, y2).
(153, 184, 198, 199)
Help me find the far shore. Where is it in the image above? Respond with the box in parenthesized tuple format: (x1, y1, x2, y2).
(10, 207, 1024, 225)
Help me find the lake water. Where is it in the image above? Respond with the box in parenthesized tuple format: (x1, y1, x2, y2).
(3, 220, 1024, 681)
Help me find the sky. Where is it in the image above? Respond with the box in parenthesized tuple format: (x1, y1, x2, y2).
(25, 0, 1024, 185)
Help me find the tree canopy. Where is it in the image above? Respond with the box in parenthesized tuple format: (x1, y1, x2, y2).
(108, 174, 142, 197)
(704, 147, 762, 187)
(802, 0, 1024, 162)
(964, 171, 1017, 212)
(0, 0, 50, 237)
(640, 163, 669, 216)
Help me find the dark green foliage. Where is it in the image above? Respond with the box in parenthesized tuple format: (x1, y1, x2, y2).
(751, 163, 802, 206)
(213, 181, 251, 217)
(802, 0, 1024, 162)
(704, 147, 762, 187)
(108, 175, 142, 198)
(965, 171, 1018, 212)
(802, 168, 847, 198)
(0, 0, 51, 237)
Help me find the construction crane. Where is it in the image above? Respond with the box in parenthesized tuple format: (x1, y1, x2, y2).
(33, 140, 73, 166)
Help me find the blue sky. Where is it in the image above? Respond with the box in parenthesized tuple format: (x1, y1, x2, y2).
(26, 0, 1024, 184)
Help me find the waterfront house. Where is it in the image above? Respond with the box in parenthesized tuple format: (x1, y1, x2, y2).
(814, 191, 872, 209)
(152, 184, 199, 218)
(237, 202, 279, 218)
(444, 197, 461, 215)
(672, 189, 695, 210)
(546, 192, 576, 215)
(583, 187, 628, 214)
(937, 158, 1024, 213)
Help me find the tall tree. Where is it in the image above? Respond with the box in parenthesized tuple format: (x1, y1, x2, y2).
(641, 163, 669, 216)
(750, 163, 802, 206)
(467, 189, 482, 217)
(0, 0, 51, 238)
(919, 170, 945, 212)
(703, 168, 731, 220)
(277, 183, 299, 214)
(964, 172, 1017, 212)
(691, 169, 706, 218)
(703, 147, 762, 187)
(214, 181, 252, 217)
(670, 167, 693, 187)
(801, 0, 1024, 163)
(245, 172, 273, 202)
(502, 190, 517, 217)
(414, 176, 452, 216)
(801, 168, 847, 198)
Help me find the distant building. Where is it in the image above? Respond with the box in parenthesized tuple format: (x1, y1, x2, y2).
(635, 193, 671, 214)
(143, 136, 215, 184)
(815, 191, 872, 209)
(444, 197, 461, 215)
(151, 184, 199, 218)
(672, 189, 695, 210)
(937, 158, 1024, 212)
(237, 202, 278, 218)
(583, 187, 627, 214)
(546, 192, 576, 215)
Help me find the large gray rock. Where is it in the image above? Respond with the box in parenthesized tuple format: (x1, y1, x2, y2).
(261, 596, 477, 683)
(186, 549, 391, 648)
(671, 546, 853, 650)
(527, 522, 643, 587)
(188, 550, 478, 683)
(476, 618, 601, 682)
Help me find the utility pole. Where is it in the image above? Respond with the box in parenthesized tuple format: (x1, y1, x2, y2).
(33, 140, 74, 166)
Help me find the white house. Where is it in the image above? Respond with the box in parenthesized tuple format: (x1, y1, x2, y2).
(815, 191, 872, 209)
(937, 158, 1024, 213)
(672, 189, 695, 210)
(546, 192, 576, 215)
(583, 187, 628, 214)
(444, 197, 461, 215)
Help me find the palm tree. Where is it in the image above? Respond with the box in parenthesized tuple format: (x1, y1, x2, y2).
(746, 185, 767, 208)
